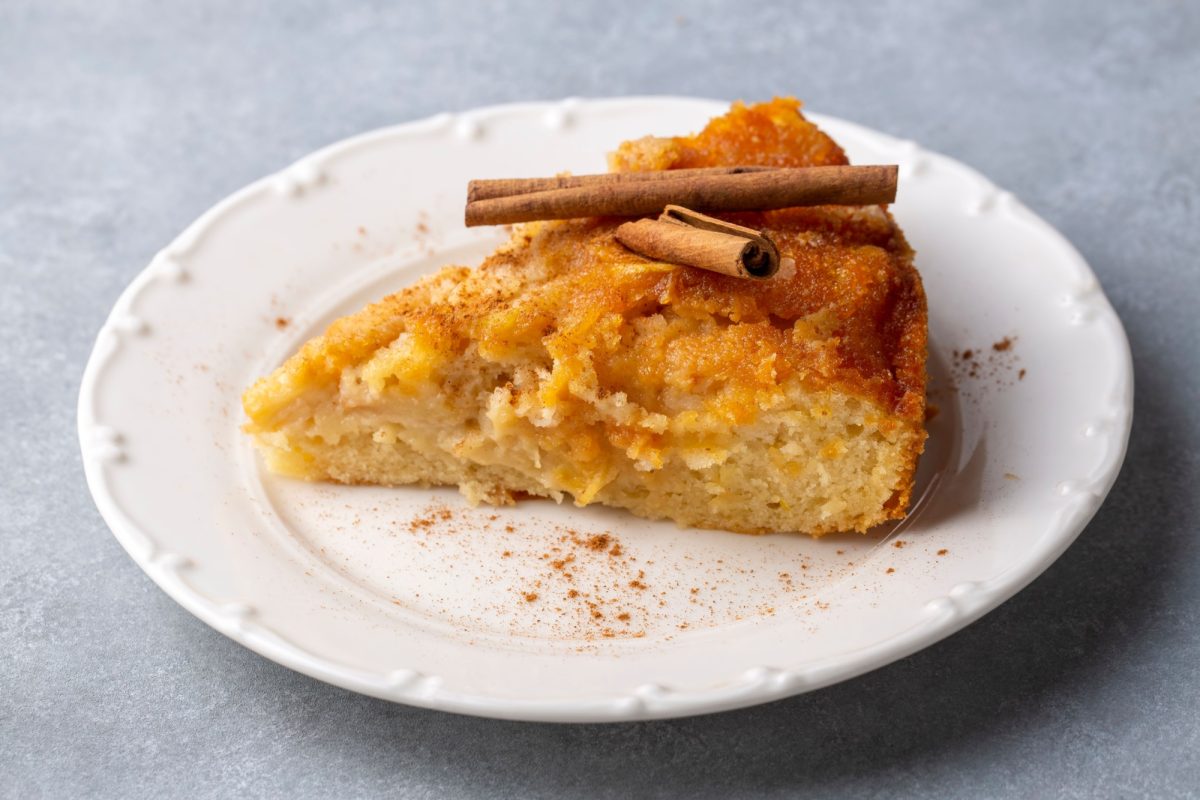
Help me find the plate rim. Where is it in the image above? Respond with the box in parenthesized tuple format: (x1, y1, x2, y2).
(78, 96, 1135, 722)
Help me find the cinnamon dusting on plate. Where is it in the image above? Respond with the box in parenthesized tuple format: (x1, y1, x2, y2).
(391, 502, 861, 642)
(951, 335, 1023, 386)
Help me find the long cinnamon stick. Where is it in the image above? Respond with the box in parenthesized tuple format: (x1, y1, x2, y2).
(464, 165, 897, 227)
(468, 166, 777, 202)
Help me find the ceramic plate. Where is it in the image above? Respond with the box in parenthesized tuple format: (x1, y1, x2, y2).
(79, 98, 1132, 722)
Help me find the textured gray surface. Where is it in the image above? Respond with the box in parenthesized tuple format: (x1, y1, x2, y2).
(3, 1, 1198, 797)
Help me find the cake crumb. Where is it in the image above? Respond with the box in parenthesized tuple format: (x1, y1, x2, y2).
(523, 592, 539, 602)
(937, 549, 949, 556)
(886, 567, 896, 574)
(992, 336, 1014, 352)
(274, 317, 290, 329)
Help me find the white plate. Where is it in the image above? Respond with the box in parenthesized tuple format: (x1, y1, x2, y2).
(79, 98, 1133, 722)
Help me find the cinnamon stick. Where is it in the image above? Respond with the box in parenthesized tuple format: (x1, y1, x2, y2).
(464, 165, 897, 227)
(468, 166, 777, 202)
(615, 205, 781, 279)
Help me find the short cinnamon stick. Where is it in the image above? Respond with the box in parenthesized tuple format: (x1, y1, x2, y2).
(464, 165, 897, 227)
(615, 205, 781, 279)
(468, 166, 777, 202)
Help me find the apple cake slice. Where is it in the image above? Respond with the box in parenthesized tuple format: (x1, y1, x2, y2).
(243, 98, 927, 535)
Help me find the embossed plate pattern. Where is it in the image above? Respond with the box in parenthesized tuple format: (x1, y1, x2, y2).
(79, 98, 1132, 721)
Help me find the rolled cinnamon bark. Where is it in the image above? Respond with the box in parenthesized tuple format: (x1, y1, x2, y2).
(465, 165, 897, 227)
(615, 209, 781, 279)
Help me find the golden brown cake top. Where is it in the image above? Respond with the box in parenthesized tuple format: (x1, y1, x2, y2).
(609, 97, 849, 171)
(246, 98, 926, 438)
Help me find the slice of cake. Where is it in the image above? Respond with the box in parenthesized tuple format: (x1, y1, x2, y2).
(243, 98, 927, 535)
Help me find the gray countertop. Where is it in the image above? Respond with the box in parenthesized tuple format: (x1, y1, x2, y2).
(3, 2, 1198, 797)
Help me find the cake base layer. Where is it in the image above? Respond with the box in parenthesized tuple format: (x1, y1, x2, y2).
(251, 381, 920, 535)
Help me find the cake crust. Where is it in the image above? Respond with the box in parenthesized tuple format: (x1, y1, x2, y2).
(244, 98, 927, 535)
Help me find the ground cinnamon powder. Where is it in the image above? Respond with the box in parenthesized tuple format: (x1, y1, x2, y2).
(512, 527, 654, 638)
(396, 501, 861, 643)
